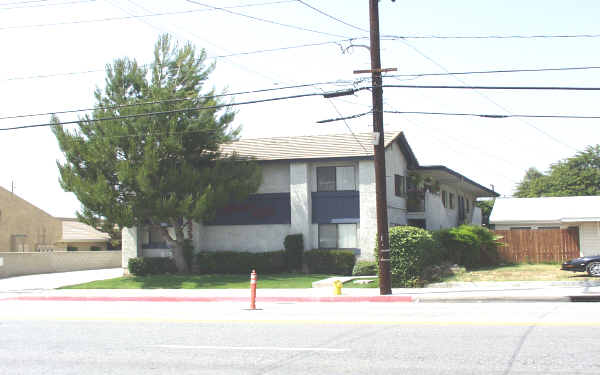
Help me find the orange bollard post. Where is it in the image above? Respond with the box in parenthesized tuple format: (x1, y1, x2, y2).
(250, 269, 257, 310)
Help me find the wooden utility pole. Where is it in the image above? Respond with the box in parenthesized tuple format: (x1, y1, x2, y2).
(369, 0, 392, 295)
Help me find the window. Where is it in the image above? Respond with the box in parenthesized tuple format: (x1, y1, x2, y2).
(466, 199, 470, 213)
(394, 174, 406, 197)
(318, 223, 357, 248)
(449, 193, 455, 209)
(317, 166, 355, 192)
(441, 190, 447, 207)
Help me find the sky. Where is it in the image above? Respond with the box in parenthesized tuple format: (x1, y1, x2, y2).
(1, 0, 599, 217)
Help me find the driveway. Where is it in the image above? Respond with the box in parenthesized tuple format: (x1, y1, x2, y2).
(0, 268, 123, 292)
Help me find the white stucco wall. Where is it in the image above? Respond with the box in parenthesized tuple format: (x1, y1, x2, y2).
(471, 207, 483, 226)
(121, 227, 138, 269)
(290, 162, 311, 250)
(200, 224, 291, 252)
(580, 222, 600, 256)
(358, 160, 377, 259)
(424, 191, 445, 230)
(385, 141, 408, 212)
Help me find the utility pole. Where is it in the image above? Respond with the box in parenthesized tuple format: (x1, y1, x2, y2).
(369, 0, 392, 295)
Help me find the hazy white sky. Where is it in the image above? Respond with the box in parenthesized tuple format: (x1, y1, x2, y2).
(1, 0, 599, 217)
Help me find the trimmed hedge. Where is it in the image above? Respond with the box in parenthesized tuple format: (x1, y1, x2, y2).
(284, 234, 304, 271)
(434, 225, 501, 268)
(352, 260, 378, 276)
(304, 249, 356, 275)
(128, 257, 177, 276)
(385, 226, 442, 287)
(194, 250, 287, 274)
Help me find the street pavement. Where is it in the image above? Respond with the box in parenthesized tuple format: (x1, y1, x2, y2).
(2, 301, 600, 374)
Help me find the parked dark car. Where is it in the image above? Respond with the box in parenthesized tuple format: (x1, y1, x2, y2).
(561, 255, 600, 276)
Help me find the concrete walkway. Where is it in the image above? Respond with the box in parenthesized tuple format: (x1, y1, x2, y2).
(0, 268, 123, 292)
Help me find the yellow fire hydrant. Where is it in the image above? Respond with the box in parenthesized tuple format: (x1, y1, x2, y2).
(333, 280, 343, 296)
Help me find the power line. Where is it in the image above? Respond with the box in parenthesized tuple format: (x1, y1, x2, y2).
(396, 38, 578, 151)
(0, 91, 328, 131)
(294, 0, 368, 33)
(0, 0, 296, 31)
(0, 80, 356, 121)
(5, 61, 598, 84)
(384, 65, 600, 79)
(318, 109, 600, 122)
(0, 0, 93, 10)
(384, 110, 600, 120)
(381, 84, 600, 91)
(384, 33, 600, 40)
(185, 0, 349, 39)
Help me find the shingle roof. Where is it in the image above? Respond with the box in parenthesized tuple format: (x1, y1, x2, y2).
(490, 196, 600, 224)
(60, 220, 111, 243)
(220, 132, 405, 161)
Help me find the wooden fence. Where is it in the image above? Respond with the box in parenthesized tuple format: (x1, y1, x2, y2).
(493, 228, 580, 264)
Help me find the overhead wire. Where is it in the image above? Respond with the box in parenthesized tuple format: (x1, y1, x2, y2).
(0, 91, 332, 131)
(0, 79, 358, 121)
(185, 0, 350, 38)
(395, 37, 579, 151)
(0, 0, 297, 31)
(0, 0, 93, 10)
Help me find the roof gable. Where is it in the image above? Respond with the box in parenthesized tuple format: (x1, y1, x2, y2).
(220, 131, 418, 164)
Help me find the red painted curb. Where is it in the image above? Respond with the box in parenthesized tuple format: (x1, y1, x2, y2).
(3, 295, 413, 303)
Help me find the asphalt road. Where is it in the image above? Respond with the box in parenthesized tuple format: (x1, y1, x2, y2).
(2, 301, 600, 374)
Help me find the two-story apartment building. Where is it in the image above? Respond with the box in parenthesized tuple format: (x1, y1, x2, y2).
(122, 132, 498, 262)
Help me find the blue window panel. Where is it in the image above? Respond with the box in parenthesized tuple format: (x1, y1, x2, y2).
(312, 191, 360, 224)
(208, 193, 291, 225)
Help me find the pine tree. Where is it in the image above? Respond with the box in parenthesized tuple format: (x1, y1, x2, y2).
(52, 34, 261, 272)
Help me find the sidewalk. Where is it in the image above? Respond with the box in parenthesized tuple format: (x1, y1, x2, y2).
(3, 281, 600, 303)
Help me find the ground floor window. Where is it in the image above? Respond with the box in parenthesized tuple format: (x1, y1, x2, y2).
(318, 223, 357, 249)
(407, 219, 426, 229)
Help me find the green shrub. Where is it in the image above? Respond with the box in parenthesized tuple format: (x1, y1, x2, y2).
(352, 260, 378, 276)
(434, 225, 501, 268)
(90, 246, 101, 251)
(284, 234, 304, 271)
(194, 250, 287, 274)
(128, 257, 177, 276)
(304, 249, 355, 275)
(67, 246, 78, 251)
(384, 226, 442, 287)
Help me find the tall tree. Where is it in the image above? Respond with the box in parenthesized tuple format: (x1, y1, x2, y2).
(514, 145, 600, 197)
(53, 34, 262, 272)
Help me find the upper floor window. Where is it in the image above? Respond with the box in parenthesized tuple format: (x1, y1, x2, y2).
(394, 174, 406, 197)
(449, 193, 455, 209)
(466, 199, 470, 213)
(317, 166, 355, 191)
(442, 190, 447, 208)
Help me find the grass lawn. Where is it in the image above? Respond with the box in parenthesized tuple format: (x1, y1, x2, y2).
(344, 263, 595, 288)
(60, 273, 331, 289)
(441, 263, 593, 282)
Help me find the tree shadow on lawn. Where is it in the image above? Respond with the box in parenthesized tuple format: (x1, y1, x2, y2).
(135, 273, 327, 289)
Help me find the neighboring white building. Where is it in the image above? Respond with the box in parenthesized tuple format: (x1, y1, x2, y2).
(122, 132, 498, 264)
(490, 196, 600, 257)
